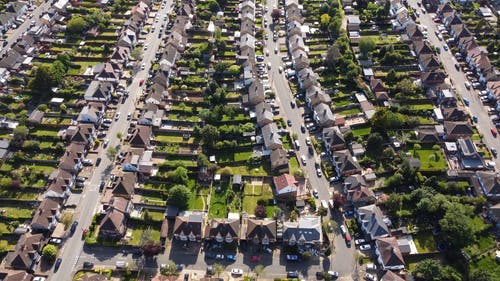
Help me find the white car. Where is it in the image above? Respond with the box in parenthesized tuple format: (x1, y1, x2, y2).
(316, 168, 322, 177)
(355, 239, 366, 245)
(366, 263, 377, 271)
(365, 273, 377, 281)
(340, 225, 347, 235)
(301, 155, 307, 165)
(305, 137, 311, 146)
(33, 277, 46, 281)
(359, 244, 371, 251)
(141, 63, 146, 70)
(231, 268, 244, 276)
(313, 189, 319, 198)
(143, 44, 148, 50)
(115, 112, 121, 120)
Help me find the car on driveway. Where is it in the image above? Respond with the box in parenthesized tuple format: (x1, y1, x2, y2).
(327, 271, 339, 279)
(49, 238, 62, 245)
(286, 254, 300, 261)
(215, 254, 225, 260)
(231, 268, 243, 276)
(287, 271, 299, 278)
(491, 128, 498, 137)
(359, 244, 372, 251)
(355, 239, 366, 245)
(83, 261, 94, 269)
(366, 263, 377, 271)
(313, 189, 319, 198)
(226, 254, 236, 261)
(305, 137, 311, 146)
(250, 255, 261, 262)
(205, 253, 216, 259)
(316, 168, 322, 177)
(365, 273, 377, 281)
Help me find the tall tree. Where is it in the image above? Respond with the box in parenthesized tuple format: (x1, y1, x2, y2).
(439, 204, 476, 249)
(359, 37, 376, 57)
(167, 185, 191, 210)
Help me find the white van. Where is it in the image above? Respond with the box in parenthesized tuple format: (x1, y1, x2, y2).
(321, 200, 328, 209)
(294, 139, 300, 149)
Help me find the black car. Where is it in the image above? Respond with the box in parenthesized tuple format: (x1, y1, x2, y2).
(99, 181, 105, 192)
(83, 261, 94, 269)
(308, 146, 314, 155)
(184, 273, 189, 281)
(75, 176, 86, 182)
(300, 125, 306, 133)
(70, 221, 78, 234)
(75, 182, 84, 188)
(95, 157, 102, 166)
(287, 120, 292, 127)
(491, 148, 497, 158)
(54, 258, 62, 272)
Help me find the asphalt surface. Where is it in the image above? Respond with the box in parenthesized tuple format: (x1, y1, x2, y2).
(49, 2, 174, 279)
(0, 0, 52, 56)
(408, 0, 500, 169)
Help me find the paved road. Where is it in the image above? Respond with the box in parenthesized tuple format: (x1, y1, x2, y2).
(264, 0, 356, 277)
(0, 0, 52, 56)
(409, 0, 500, 169)
(49, 2, 174, 279)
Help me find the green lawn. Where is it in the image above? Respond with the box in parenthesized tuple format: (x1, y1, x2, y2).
(0, 190, 40, 200)
(0, 206, 34, 219)
(242, 184, 274, 215)
(218, 163, 271, 176)
(142, 209, 165, 222)
(209, 182, 231, 219)
(408, 103, 434, 110)
(129, 227, 160, 246)
(351, 125, 371, 137)
(413, 232, 438, 253)
(336, 107, 361, 116)
(411, 144, 447, 171)
(469, 252, 500, 278)
(31, 129, 59, 138)
(155, 134, 195, 144)
(218, 149, 253, 163)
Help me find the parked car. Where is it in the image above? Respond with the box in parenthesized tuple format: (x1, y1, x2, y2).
(313, 189, 319, 198)
(250, 255, 261, 262)
(464, 82, 471, 90)
(287, 120, 292, 126)
(99, 181, 105, 192)
(359, 244, 372, 251)
(226, 255, 236, 261)
(83, 261, 94, 269)
(366, 263, 377, 271)
(355, 239, 366, 245)
(70, 221, 78, 234)
(365, 273, 377, 281)
(49, 238, 62, 245)
(286, 254, 299, 261)
(340, 225, 347, 236)
(95, 157, 102, 166)
(205, 253, 216, 259)
(491, 148, 497, 158)
(231, 268, 243, 276)
(305, 137, 311, 146)
(491, 128, 497, 137)
(300, 124, 306, 133)
(301, 155, 307, 165)
(82, 159, 93, 166)
(327, 271, 339, 279)
(463, 97, 469, 106)
(287, 271, 299, 278)
(75, 182, 84, 188)
(54, 258, 62, 272)
(316, 168, 322, 177)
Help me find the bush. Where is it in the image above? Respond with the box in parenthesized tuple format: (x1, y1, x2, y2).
(255, 205, 266, 218)
(42, 245, 57, 261)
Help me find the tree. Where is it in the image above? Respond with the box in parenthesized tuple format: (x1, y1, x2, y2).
(386, 69, 398, 86)
(28, 65, 52, 93)
(332, 192, 346, 208)
(106, 146, 118, 160)
(272, 206, 281, 218)
(371, 108, 405, 132)
(325, 44, 341, 70)
(131, 47, 143, 61)
(61, 212, 73, 229)
(212, 263, 225, 277)
(254, 265, 265, 280)
(141, 240, 163, 256)
(160, 261, 178, 276)
(366, 132, 384, 157)
(412, 259, 443, 281)
(317, 206, 328, 216)
(167, 185, 191, 210)
(13, 125, 28, 141)
(320, 14, 331, 30)
(208, 0, 221, 13)
(170, 166, 189, 184)
(197, 124, 220, 148)
(116, 132, 123, 139)
(359, 37, 376, 57)
(42, 245, 57, 261)
(470, 270, 494, 281)
(255, 204, 267, 218)
(289, 210, 298, 221)
(67, 15, 87, 35)
(271, 9, 281, 22)
(228, 65, 241, 76)
(439, 205, 476, 249)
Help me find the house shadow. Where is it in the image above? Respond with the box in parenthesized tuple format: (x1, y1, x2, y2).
(82, 245, 123, 262)
(167, 241, 201, 265)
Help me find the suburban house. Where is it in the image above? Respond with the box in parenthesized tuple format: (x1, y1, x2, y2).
(313, 103, 335, 128)
(297, 68, 318, 90)
(110, 46, 130, 64)
(95, 62, 121, 83)
(172, 212, 205, 242)
(488, 202, 500, 229)
(282, 216, 322, 249)
(375, 237, 405, 270)
(58, 149, 83, 175)
(0, 270, 33, 281)
(204, 218, 240, 244)
(441, 106, 467, 121)
(99, 207, 127, 240)
(30, 198, 61, 234)
(443, 121, 474, 140)
(84, 80, 114, 103)
(111, 172, 137, 199)
(45, 177, 72, 202)
(380, 270, 405, 281)
(348, 186, 376, 207)
(273, 173, 298, 200)
(244, 79, 265, 106)
(69, 124, 95, 147)
(346, 15, 360, 32)
(129, 125, 153, 148)
(323, 127, 346, 151)
(306, 86, 331, 107)
(475, 171, 500, 200)
(457, 138, 484, 170)
(261, 122, 283, 150)
(356, 204, 390, 240)
(291, 48, 309, 71)
(241, 218, 276, 246)
(4, 233, 45, 272)
(270, 148, 289, 173)
(77, 104, 103, 125)
(333, 149, 362, 177)
(255, 102, 274, 127)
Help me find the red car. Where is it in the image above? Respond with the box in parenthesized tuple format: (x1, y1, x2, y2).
(491, 128, 498, 137)
(250, 256, 261, 262)
(139, 79, 144, 86)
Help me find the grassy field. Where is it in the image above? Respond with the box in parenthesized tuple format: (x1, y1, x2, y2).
(242, 184, 274, 215)
(142, 209, 165, 222)
(411, 145, 447, 171)
(336, 107, 361, 116)
(129, 227, 160, 246)
(351, 125, 371, 137)
(218, 150, 253, 163)
(155, 134, 196, 144)
(218, 163, 271, 176)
